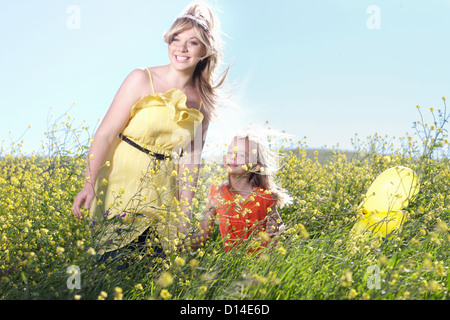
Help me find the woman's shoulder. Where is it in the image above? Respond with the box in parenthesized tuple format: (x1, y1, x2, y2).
(124, 66, 166, 97)
(146, 65, 167, 73)
(144, 65, 170, 83)
(122, 67, 152, 91)
(127, 65, 167, 84)
(128, 67, 149, 79)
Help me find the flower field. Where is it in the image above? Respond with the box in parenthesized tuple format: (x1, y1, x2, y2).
(0, 99, 449, 300)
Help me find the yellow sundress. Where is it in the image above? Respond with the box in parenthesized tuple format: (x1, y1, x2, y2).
(89, 67, 204, 255)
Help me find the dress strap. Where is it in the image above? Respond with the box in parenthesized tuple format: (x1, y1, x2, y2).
(145, 67, 155, 94)
(198, 101, 202, 110)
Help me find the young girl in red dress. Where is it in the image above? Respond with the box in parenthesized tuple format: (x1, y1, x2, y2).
(189, 127, 290, 252)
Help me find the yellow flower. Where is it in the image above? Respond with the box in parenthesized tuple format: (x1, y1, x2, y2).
(156, 272, 173, 288)
(428, 280, 441, 293)
(435, 261, 446, 277)
(172, 197, 180, 206)
(189, 259, 199, 269)
(171, 170, 178, 176)
(379, 255, 388, 266)
(295, 223, 309, 239)
(97, 291, 108, 300)
(348, 288, 358, 299)
(114, 287, 123, 300)
(340, 271, 353, 287)
(74, 295, 81, 300)
(258, 231, 271, 242)
(435, 220, 448, 233)
(135, 283, 144, 291)
(443, 96, 447, 101)
(252, 274, 268, 284)
(160, 289, 172, 299)
(174, 256, 186, 267)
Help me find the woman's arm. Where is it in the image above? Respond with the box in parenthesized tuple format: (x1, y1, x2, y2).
(72, 68, 149, 218)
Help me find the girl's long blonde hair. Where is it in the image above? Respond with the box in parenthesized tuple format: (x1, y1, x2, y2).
(164, 1, 229, 121)
(233, 125, 293, 208)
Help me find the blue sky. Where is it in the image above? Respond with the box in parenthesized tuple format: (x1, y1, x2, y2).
(1, 0, 449, 155)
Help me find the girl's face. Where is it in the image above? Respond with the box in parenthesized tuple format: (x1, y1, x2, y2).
(224, 138, 259, 175)
(168, 27, 207, 72)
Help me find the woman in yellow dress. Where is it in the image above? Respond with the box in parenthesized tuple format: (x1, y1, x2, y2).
(72, 1, 228, 263)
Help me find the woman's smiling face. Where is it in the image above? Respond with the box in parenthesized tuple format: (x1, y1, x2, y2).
(168, 28, 207, 72)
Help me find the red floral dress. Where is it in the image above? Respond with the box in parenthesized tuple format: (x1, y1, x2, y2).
(210, 184, 275, 252)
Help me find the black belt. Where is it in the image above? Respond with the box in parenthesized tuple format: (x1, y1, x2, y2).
(118, 133, 171, 160)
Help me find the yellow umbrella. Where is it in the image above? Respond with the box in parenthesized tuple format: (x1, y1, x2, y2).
(352, 166, 420, 238)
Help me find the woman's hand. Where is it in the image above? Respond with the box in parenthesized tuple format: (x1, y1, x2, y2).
(72, 185, 95, 219)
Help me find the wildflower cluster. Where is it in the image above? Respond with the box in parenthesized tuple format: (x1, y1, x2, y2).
(0, 112, 92, 299)
(0, 99, 449, 300)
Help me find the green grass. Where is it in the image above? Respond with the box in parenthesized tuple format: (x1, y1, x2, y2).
(0, 100, 449, 300)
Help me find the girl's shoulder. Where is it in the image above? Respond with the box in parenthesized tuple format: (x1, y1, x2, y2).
(210, 180, 230, 195)
(208, 181, 230, 207)
(211, 180, 229, 189)
(254, 187, 278, 203)
(219, 180, 230, 189)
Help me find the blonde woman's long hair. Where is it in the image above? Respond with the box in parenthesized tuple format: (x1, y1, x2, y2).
(233, 125, 293, 208)
(164, 1, 229, 121)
